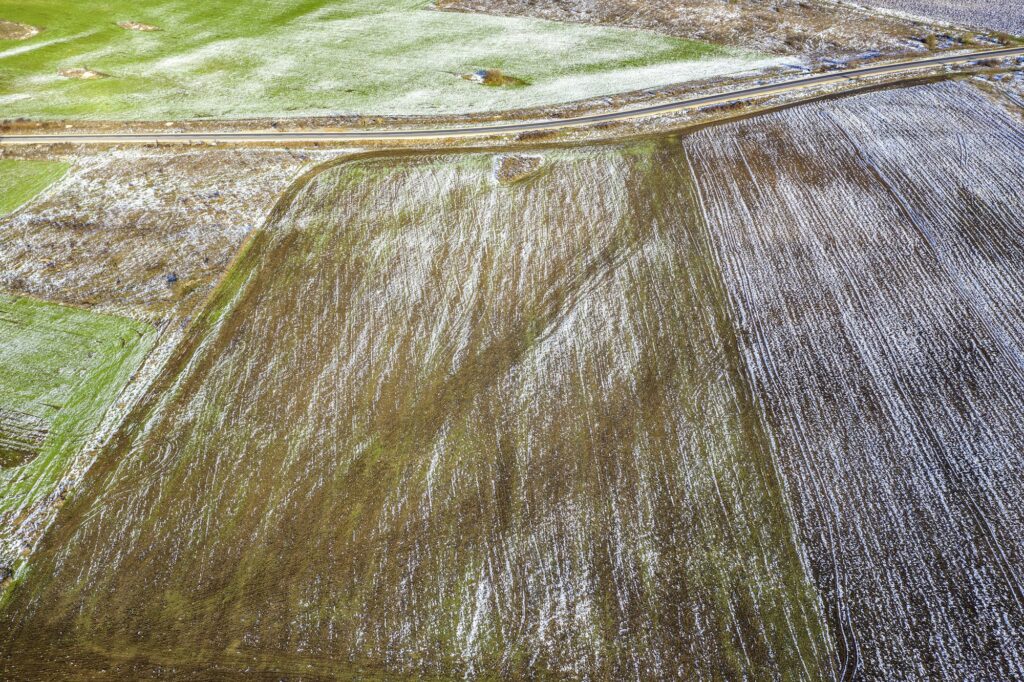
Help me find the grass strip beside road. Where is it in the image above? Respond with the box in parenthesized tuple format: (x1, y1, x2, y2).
(0, 159, 68, 215)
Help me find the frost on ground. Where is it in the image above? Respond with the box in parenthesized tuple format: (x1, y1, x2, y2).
(865, 0, 1023, 35)
(990, 72, 1024, 113)
(3, 80, 1024, 680)
(0, 147, 328, 603)
(685, 80, 1024, 679)
(0, 148, 323, 321)
(436, 0, 942, 58)
(0, 147, 834, 679)
(0, 0, 776, 120)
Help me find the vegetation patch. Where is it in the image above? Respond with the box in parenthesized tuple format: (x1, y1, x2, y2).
(0, 409, 48, 468)
(0, 293, 155, 567)
(0, 159, 69, 216)
(0, 19, 39, 40)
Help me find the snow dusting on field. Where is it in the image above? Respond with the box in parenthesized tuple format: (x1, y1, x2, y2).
(686, 80, 1024, 679)
(0, 147, 834, 679)
(864, 0, 1023, 35)
(0, 0, 774, 120)
(0, 148, 328, 320)
(2, 79, 1024, 679)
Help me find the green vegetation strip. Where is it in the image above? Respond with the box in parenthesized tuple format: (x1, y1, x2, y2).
(0, 159, 68, 215)
(0, 293, 155, 526)
(0, 0, 770, 120)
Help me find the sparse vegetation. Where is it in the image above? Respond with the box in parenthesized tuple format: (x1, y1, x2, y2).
(492, 153, 544, 183)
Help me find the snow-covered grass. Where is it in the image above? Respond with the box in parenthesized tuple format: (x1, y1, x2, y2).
(0, 0, 776, 120)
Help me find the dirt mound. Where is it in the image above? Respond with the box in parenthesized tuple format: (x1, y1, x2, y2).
(117, 21, 160, 32)
(492, 154, 544, 184)
(59, 67, 109, 80)
(461, 68, 528, 87)
(0, 19, 40, 40)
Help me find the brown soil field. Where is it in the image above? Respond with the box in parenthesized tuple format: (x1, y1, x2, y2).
(868, 0, 1023, 35)
(685, 79, 1024, 678)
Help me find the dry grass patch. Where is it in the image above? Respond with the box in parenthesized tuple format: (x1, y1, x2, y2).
(117, 21, 160, 32)
(0, 19, 40, 40)
(0, 148, 328, 321)
(492, 153, 544, 183)
(58, 67, 109, 80)
(436, 0, 954, 58)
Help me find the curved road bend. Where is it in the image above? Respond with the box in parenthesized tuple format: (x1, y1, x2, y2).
(2, 46, 1022, 146)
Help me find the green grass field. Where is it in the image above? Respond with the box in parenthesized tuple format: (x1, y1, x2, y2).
(0, 160, 69, 215)
(0, 294, 155, 548)
(0, 0, 777, 120)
